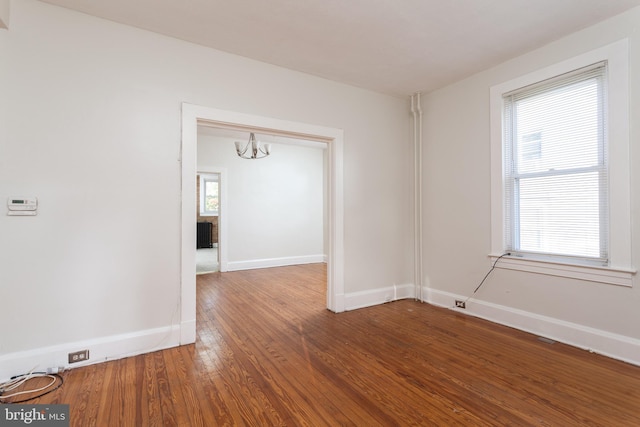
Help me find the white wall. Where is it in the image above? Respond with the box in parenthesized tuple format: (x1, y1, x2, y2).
(197, 133, 325, 269)
(0, 0, 8, 29)
(0, 0, 413, 378)
(422, 7, 640, 364)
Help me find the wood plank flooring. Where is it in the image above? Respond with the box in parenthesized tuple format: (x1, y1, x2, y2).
(12, 263, 640, 425)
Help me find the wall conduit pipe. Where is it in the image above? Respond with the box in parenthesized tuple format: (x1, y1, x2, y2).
(411, 93, 424, 302)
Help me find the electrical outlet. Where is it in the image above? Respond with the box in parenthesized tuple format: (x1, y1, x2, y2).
(455, 300, 466, 309)
(68, 349, 89, 364)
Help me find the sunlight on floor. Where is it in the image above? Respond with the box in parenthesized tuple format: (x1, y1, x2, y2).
(196, 247, 218, 274)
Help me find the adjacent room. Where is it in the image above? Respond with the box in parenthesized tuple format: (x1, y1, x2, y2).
(1, 0, 639, 424)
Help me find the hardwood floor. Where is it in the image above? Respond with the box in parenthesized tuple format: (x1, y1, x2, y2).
(15, 263, 640, 425)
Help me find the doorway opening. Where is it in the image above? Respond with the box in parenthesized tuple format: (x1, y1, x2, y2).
(196, 172, 220, 274)
(180, 103, 345, 345)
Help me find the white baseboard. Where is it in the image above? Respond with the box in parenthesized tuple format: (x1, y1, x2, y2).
(6, 284, 636, 382)
(227, 254, 325, 271)
(0, 325, 182, 382)
(180, 319, 197, 345)
(426, 287, 640, 367)
(344, 283, 415, 311)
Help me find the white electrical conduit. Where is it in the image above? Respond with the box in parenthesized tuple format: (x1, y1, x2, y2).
(410, 93, 424, 302)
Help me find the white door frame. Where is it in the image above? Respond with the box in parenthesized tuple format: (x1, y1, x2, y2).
(196, 170, 227, 271)
(180, 103, 345, 344)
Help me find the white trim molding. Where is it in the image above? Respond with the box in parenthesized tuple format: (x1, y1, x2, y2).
(489, 39, 632, 283)
(0, 325, 181, 382)
(181, 103, 346, 345)
(344, 283, 415, 311)
(489, 254, 635, 287)
(427, 288, 640, 367)
(227, 255, 326, 271)
(197, 167, 228, 272)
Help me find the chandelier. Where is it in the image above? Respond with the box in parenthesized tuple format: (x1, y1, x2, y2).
(234, 133, 271, 159)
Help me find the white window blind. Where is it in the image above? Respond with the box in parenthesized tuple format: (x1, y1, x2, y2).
(503, 62, 608, 265)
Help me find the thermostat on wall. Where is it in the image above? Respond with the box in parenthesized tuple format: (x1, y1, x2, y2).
(7, 197, 38, 216)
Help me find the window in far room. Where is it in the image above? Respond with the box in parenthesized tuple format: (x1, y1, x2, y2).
(200, 174, 219, 216)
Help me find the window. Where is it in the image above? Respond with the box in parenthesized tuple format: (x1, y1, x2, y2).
(503, 63, 607, 265)
(520, 132, 541, 160)
(200, 175, 219, 216)
(490, 39, 633, 286)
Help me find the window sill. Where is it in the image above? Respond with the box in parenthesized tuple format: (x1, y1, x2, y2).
(489, 254, 635, 287)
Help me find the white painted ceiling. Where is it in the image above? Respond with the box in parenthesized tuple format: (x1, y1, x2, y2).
(40, 0, 640, 97)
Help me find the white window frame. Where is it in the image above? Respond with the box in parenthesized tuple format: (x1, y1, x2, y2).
(490, 39, 635, 287)
(199, 174, 219, 216)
